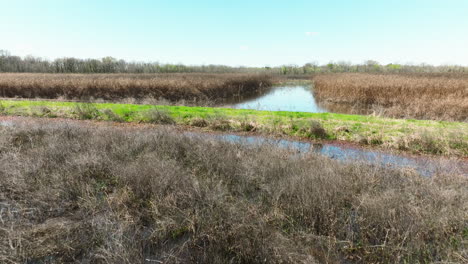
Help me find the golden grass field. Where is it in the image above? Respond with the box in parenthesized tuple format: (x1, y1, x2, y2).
(313, 73, 468, 121)
(0, 73, 273, 103)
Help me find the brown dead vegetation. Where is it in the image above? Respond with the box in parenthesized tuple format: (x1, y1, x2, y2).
(313, 73, 468, 121)
(0, 73, 274, 103)
(0, 121, 466, 263)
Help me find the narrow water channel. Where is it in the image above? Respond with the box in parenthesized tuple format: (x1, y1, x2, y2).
(226, 85, 327, 113)
(184, 132, 467, 177)
(1, 116, 466, 178)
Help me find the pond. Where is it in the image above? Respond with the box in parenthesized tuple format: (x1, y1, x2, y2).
(225, 85, 327, 113)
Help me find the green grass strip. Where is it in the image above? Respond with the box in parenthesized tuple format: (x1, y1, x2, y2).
(1, 99, 467, 156)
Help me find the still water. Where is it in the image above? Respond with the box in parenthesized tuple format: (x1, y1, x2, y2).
(199, 133, 467, 177)
(227, 85, 326, 113)
(1, 118, 465, 177)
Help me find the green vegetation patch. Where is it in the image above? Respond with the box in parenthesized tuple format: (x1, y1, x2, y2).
(1, 99, 467, 156)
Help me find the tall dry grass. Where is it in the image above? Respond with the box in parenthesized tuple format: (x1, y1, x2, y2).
(0, 120, 466, 263)
(0, 73, 273, 102)
(313, 73, 468, 121)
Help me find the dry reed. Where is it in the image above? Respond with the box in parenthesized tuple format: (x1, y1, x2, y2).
(313, 73, 468, 121)
(0, 73, 274, 102)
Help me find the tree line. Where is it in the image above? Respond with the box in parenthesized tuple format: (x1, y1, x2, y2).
(1, 50, 467, 74)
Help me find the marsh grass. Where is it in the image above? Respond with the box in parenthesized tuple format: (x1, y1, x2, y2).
(30, 105, 56, 118)
(0, 121, 466, 263)
(0, 73, 274, 102)
(208, 118, 232, 131)
(73, 103, 100, 120)
(141, 108, 176, 125)
(101, 108, 125, 122)
(313, 73, 468, 121)
(188, 117, 209, 127)
(239, 120, 257, 132)
(206, 112, 234, 131)
(306, 120, 328, 139)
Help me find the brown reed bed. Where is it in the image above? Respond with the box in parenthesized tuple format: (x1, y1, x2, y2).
(0, 73, 274, 103)
(313, 73, 468, 122)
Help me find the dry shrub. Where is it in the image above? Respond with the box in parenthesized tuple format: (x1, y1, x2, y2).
(101, 108, 124, 122)
(31, 105, 52, 117)
(313, 73, 468, 121)
(0, 73, 273, 103)
(189, 117, 209, 127)
(0, 121, 466, 263)
(73, 103, 100, 120)
(240, 121, 256, 132)
(207, 114, 233, 131)
(395, 130, 468, 156)
(209, 119, 232, 131)
(308, 120, 328, 139)
(142, 108, 175, 124)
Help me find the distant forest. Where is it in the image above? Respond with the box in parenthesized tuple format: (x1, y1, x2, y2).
(1, 50, 467, 74)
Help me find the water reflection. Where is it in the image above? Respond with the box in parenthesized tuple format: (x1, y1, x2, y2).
(316, 101, 374, 116)
(226, 85, 327, 113)
(224, 84, 377, 115)
(2, 118, 465, 177)
(0, 121, 13, 127)
(192, 133, 467, 177)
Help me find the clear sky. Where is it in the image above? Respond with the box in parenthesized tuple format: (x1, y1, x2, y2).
(1, 0, 467, 66)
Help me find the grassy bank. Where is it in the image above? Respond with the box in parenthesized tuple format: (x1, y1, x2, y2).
(1, 122, 467, 263)
(0, 73, 274, 102)
(312, 73, 468, 121)
(1, 99, 467, 156)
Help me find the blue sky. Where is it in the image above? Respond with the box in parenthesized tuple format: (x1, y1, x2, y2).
(1, 0, 467, 66)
